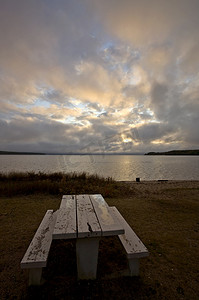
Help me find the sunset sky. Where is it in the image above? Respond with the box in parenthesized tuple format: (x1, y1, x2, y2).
(0, 0, 199, 153)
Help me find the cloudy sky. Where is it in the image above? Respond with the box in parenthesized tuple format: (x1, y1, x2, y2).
(0, 0, 199, 153)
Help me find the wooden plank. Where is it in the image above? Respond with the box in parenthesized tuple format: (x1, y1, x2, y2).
(110, 207, 149, 258)
(60, 195, 75, 208)
(90, 194, 124, 236)
(21, 210, 57, 268)
(76, 195, 101, 238)
(53, 196, 77, 239)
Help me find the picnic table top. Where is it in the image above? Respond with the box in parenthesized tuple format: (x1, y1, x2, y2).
(52, 194, 124, 239)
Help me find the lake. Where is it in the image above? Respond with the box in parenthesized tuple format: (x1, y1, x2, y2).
(0, 154, 199, 181)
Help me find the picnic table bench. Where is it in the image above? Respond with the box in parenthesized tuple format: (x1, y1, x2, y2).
(20, 210, 58, 286)
(20, 194, 149, 285)
(110, 206, 149, 276)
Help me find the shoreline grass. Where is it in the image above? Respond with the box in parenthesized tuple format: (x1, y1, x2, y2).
(0, 171, 121, 198)
(0, 174, 199, 299)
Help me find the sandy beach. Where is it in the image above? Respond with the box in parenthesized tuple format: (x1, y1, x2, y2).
(120, 179, 199, 195)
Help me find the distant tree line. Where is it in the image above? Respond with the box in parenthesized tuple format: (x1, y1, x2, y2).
(0, 151, 45, 155)
(145, 150, 199, 155)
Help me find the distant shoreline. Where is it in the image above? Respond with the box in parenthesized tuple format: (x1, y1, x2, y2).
(0, 151, 144, 155)
(1, 149, 199, 155)
(145, 149, 199, 155)
(0, 151, 46, 155)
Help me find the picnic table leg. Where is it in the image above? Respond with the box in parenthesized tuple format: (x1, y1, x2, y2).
(29, 268, 42, 286)
(128, 258, 139, 276)
(76, 238, 100, 280)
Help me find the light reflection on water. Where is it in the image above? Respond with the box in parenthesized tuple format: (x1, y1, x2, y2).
(0, 154, 199, 180)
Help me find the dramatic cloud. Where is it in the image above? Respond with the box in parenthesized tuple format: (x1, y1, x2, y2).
(0, 0, 199, 153)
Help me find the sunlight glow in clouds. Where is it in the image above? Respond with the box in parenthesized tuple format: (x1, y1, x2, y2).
(0, 0, 199, 153)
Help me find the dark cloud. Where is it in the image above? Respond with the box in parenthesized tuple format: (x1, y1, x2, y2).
(150, 82, 170, 120)
(138, 122, 174, 143)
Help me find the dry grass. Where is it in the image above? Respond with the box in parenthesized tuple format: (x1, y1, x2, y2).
(0, 172, 121, 198)
(0, 179, 199, 299)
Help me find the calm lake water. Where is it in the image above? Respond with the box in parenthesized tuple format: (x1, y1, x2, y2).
(0, 155, 199, 181)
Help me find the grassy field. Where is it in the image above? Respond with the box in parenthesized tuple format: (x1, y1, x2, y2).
(0, 173, 199, 299)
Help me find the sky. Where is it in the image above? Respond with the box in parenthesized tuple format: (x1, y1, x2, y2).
(0, 0, 199, 154)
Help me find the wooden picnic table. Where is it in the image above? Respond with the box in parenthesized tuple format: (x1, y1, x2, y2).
(52, 194, 125, 279)
(21, 193, 148, 285)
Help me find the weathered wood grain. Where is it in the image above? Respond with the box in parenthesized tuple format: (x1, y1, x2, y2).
(60, 195, 75, 208)
(53, 196, 77, 239)
(21, 210, 57, 268)
(90, 194, 124, 236)
(110, 206, 149, 258)
(76, 195, 101, 238)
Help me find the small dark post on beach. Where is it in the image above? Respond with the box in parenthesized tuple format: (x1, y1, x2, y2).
(136, 177, 140, 182)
